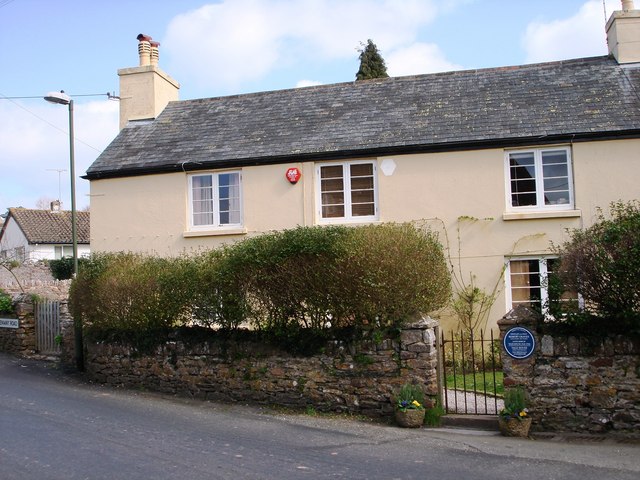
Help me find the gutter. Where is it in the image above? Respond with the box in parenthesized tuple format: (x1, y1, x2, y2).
(83, 129, 640, 180)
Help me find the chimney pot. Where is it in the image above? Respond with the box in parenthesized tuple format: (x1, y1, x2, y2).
(138, 41, 151, 66)
(622, 1, 635, 10)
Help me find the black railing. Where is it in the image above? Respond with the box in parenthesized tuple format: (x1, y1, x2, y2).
(440, 329, 503, 415)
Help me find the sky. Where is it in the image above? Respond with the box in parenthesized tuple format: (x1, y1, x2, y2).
(0, 0, 624, 211)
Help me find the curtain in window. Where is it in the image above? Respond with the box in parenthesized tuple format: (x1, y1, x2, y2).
(192, 175, 214, 226)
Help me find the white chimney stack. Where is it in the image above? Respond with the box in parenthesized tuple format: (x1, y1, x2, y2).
(117, 34, 180, 130)
(606, 0, 640, 64)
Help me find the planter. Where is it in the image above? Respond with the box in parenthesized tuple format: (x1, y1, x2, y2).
(498, 417, 532, 437)
(395, 409, 425, 428)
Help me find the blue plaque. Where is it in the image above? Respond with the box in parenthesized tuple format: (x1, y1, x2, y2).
(503, 326, 535, 359)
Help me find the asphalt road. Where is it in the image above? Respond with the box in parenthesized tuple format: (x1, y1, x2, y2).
(1, 353, 639, 480)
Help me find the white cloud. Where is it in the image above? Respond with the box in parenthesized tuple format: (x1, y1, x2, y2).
(387, 42, 463, 76)
(164, 0, 441, 91)
(295, 79, 324, 88)
(523, 0, 619, 63)
(0, 100, 118, 210)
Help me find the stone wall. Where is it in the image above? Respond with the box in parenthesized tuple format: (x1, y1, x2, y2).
(0, 262, 70, 298)
(84, 316, 439, 417)
(0, 294, 35, 356)
(499, 307, 640, 438)
(0, 294, 75, 364)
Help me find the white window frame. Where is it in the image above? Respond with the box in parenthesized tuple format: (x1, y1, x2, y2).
(54, 245, 74, 259)
(187, 171, 243, 231)
(506, 256, 582, 317)
(504, 146, 574, 212)
(315, 160, 378, 224)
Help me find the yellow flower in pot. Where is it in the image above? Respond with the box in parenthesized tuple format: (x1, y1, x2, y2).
(394, 383, 426, 428)
(498, 386, 532, 437)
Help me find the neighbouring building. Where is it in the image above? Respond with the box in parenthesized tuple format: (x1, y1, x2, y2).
(0, 202, 90, 263)
(85, 3, 640, 332)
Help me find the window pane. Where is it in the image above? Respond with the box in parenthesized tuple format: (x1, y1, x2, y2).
(350, 163, 373, 177)
(351, 190, 374, 204)
(321, 178, 344, 191)
(218, 172, 240, 225)
(192, 175, 214, 226)
(509, 153, 537, 207)
(322, 191, 344, 205)
(322, 205, 345, 218)
(350, 163, 374, 217)
(352, 203, 375, 216)
(541, 151, 570, 207)
(351, 176, 374, 190)
(510, 260, 541, 309)
(320, 165, 344, 178)
(320, 165, 345, 219)
(541, 150, 567, 165)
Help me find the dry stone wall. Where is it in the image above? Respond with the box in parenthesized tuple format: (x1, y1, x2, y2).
(84, 316, 439, 417)
(0, 295, 74, 363)
(499, 307, 640, 438)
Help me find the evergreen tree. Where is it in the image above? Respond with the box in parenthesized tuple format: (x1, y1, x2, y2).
(355, 39, 389, 81)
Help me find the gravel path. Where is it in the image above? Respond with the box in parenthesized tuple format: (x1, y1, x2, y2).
(445, 389, 504, 415)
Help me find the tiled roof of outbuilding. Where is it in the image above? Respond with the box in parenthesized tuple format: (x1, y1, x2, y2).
(5, 208, 90, 244)
(86, 56, 640, 179)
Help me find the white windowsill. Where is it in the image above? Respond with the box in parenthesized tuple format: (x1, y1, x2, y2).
(183, 227, 247, 238)
(316, 219, 381, 226)
(502, 210, 581, 221)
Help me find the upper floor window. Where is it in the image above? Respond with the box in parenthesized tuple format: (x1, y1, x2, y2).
(316, 161, 378, 223)
(189, 171, 242, 229)
(506, 147, 573, 211)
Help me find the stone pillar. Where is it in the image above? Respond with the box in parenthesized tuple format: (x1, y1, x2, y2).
(58, 300, 77, 371)
(497, 305, 541, 389)
(399, 314, 439, 400)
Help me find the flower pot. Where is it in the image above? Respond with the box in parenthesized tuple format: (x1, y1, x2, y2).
(395, 409, 425, 428)
(498, 417, 532, 437)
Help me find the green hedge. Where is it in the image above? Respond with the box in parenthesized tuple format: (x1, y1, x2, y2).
(70, 224, 451, 349)
(0, 289, 13, 315)
(551, 200, 640, 334)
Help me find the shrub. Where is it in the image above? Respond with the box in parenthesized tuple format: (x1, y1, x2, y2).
(69, 223, 451, 351)
(48, 257, 89, 280)
(553, 200, 640, 331)
(187, 248, 248, 331)
(70, 253, 193, 346)
(222, 225, 352, 333)
(337, 223, 451, 329)
(0, 289, 13, 314)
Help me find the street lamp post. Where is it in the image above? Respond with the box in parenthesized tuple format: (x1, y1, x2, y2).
(44, 90, 83, 371)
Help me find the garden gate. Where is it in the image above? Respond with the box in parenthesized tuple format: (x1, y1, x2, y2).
(35, 299, 61, 355)
(438, 329, 503, 415)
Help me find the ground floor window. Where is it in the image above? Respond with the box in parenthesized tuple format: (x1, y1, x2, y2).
(507, 257, 579, 316)
(54, 245, 74, 259)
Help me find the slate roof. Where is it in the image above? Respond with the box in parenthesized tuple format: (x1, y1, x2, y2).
(3, 208, 90, 245)
(86, 56, 640, 180)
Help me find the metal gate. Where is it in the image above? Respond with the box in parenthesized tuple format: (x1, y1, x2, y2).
(439, 329, 503, 415)
(35, 300, 61, 355)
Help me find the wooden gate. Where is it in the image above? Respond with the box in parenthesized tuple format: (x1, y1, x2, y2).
(439, 330, 503, 415)
(35, 300, 61, 355)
